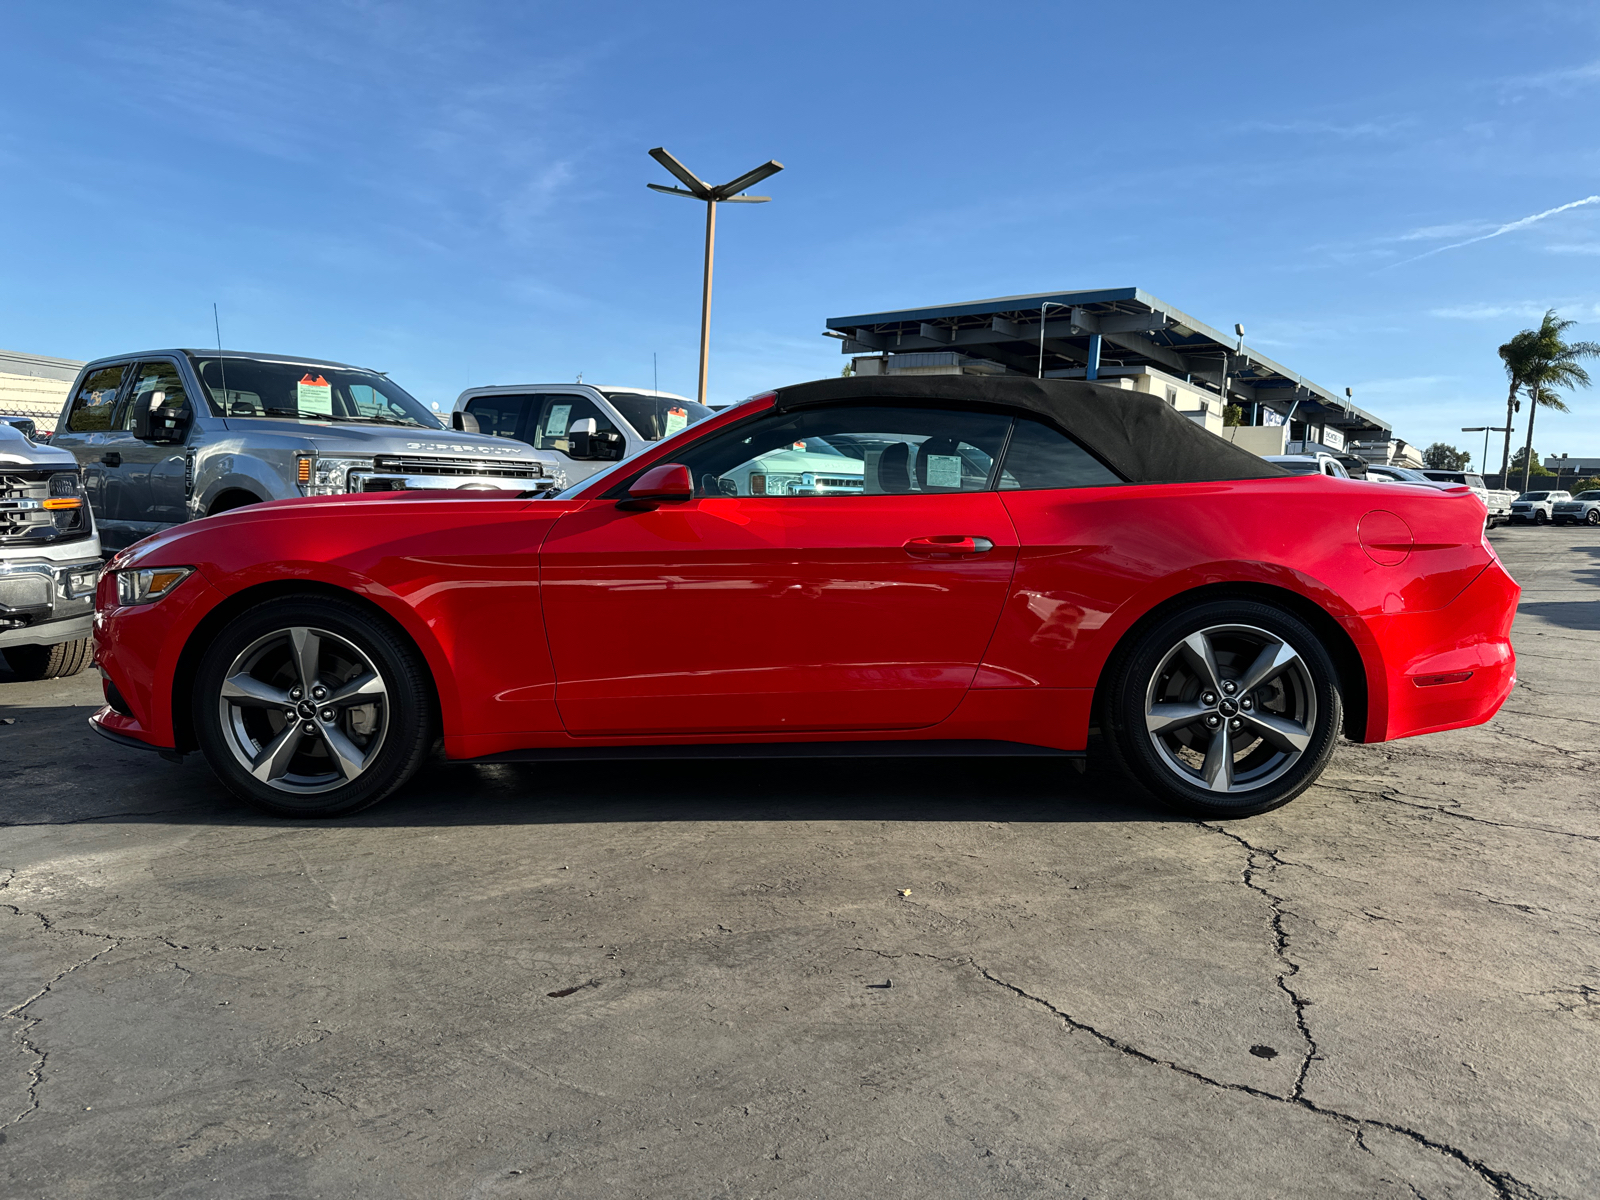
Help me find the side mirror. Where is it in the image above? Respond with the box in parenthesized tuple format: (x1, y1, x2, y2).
(569, 416, 598, 459)
(135, 391, 188, 442)
(452, 410, 480, 433)
(620, 463, 693, 510)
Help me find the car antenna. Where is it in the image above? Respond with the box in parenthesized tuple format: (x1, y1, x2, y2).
(654, 352, 658, 394)
(213, 303, 230, 411)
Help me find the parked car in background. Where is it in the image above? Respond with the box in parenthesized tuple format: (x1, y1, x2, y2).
(92, 376, 1515, 824)
(0, 420, 100, 679)
(50, 351, 561, 551)
(1420, 470, 1514, 526)
(1, 416, 48, 442)
(453, 385, 712, 489)
(1262, 453, 1350, 478)
(1552, 490, 1600, 525)
(1509, 490, 1570, 525)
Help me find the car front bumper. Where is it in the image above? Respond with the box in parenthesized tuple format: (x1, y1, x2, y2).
(0, 553, 102, 649)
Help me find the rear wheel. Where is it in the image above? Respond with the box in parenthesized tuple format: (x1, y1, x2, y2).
(1104, 599, 1343, 818)
(192, 595, 433, 817)
(2, 637, 93, 680)
(1588, 509, 1600, 526)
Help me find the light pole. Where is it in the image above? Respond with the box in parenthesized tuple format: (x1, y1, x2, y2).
(1462, 425, 1511, 478)
(648, 147, 783, 405)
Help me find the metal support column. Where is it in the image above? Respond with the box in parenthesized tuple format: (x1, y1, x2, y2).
(1085, 334, 1102, 382)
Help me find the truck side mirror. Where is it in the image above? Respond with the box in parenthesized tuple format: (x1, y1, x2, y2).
(569, 417, 598, 459)
(135, 391, 190, 443)
(452, 410, 480, 434)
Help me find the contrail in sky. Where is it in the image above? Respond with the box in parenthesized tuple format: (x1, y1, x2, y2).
(1385, 194, 1600, 268)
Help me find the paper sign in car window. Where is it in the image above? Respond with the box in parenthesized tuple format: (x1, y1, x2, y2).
(297, 374, 333, 416)
(665, 406, 689, 437)
(546, 404, 572, 438)
(926, 454, 963, 489)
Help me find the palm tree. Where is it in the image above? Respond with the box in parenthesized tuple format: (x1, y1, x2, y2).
(1496, 329, 1539, 482)
(1516, 310, 1600, 491)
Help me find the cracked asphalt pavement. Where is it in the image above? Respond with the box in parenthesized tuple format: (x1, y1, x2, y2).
(3, 528, 1598, 1199)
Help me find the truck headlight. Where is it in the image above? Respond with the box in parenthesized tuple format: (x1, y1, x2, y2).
(115, 566, 194, 606)
(297, 454, 374, 496)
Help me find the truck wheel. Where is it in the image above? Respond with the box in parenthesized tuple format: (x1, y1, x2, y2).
(1535, 510, 1549, 525)
(2, 637, 93, 680)
(1588, 510, 1600, 526)
(191, 595, 434, 818)
(1103, 599, 1343, 818)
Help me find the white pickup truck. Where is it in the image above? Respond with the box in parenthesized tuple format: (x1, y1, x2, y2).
(1420, 470, 1515, 527)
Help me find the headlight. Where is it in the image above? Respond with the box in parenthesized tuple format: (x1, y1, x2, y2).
(115, 566, 194, 606)
(296, 454, 374, 496)
(47, 471, 88, 533)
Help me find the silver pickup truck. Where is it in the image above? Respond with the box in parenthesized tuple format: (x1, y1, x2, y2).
(0, 421, 100, 679)
(50, 350, 563, 551)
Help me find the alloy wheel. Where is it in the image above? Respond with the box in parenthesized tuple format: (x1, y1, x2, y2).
(216, 626, 389, 794)
(1142, 624, 1317, 794)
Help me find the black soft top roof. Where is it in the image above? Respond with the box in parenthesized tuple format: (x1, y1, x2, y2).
(773, 375, 1286, 484)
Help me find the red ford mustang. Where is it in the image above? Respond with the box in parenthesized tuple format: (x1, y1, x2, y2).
(90, 377, 1518, 819)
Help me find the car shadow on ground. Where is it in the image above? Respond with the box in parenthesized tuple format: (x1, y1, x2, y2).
(0, 695, 1175, 829)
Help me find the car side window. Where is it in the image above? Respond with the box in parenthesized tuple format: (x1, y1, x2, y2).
(654, 404, 1013, 498)
(117, 361, 190, 431)
(531, 395, 618, 455)
(995, 417, 1122, 490)
(464, 395, 529, 440)
(65, 365, 127, 432)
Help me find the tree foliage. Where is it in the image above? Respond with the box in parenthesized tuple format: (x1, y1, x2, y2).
(1223, 404, 1245, 427)
(1505, 310, 1600, 489)
(1509, 446, 1552, 477)
(1423, 442, 1471, 470)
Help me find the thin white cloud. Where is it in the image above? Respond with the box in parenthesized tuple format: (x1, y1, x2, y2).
(1430, 301, 1600, 321)
(1545, 243, 1600, 255)
(1384, 196, 1600, 268)
(1236, 118, 1408, 139)
(1504, 59, 1600, 93)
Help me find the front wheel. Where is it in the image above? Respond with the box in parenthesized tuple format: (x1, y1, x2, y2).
(192, 595, 434, 817)
(1104, 599, 1343, 818)
(1535, 509, 1549, 525)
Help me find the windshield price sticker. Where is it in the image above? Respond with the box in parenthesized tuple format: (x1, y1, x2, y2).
(665, 406, 690, 437)
(546, 404, 572, 438)
(926, 454, 963, 489)
(297, 374, 333, 416)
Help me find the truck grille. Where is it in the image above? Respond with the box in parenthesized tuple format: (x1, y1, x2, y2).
(373, 455, 544, 479)
(0, 469, 89, 545)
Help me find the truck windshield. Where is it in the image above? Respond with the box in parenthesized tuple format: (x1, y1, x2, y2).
(189, 356, 443, 429)
(601, 393, 712, 441)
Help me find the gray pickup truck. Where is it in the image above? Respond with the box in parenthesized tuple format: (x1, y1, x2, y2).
(1, 420, 100, 679)
(51, 350, 563, 551)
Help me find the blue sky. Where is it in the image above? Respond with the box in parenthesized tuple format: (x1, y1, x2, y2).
(4, 0, 1599, 465)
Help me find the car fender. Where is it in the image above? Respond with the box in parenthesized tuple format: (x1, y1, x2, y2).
(193, 450, 292, 516)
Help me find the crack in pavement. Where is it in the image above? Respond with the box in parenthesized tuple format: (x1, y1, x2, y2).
(1203, 824, 1319, 1102)
(0, 805, 204, 829)
(2, 937, 122, 1133)
(1325, 784, 1600, 845)
(969, 960, 1549, 1200)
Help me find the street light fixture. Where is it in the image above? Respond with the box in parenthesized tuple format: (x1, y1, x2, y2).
(1462, 425, 1512, 477)
(648, 147, 783, 404)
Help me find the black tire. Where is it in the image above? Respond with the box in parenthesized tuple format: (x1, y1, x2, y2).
(3, 636, 93, 680)
(1535, 509, 1549, 525)
(1587, 510, 1600, 526)
(192, 594, 433, 818)
(1103, 598, 1343, 819)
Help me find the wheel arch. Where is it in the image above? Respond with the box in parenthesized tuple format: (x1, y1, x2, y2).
(207, 488, 264, 516)
(1089, 581, 1370, 743)
(169, 580, 443, 753)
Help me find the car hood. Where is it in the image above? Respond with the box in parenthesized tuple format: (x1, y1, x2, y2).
(218, 417, 539, 458)
(0, 422, 77, 467)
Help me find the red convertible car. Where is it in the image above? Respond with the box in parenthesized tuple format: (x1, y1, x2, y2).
(90, 377, 1517, 819)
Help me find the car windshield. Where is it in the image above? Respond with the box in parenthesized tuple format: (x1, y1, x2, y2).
(1518, 492, 1550, 501)
(601, 393, 712, 441)
(189, 356, 443, 428)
